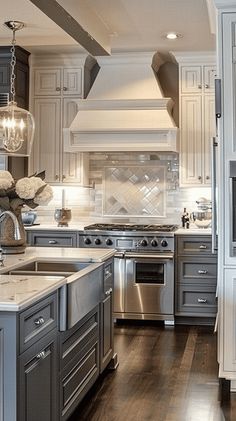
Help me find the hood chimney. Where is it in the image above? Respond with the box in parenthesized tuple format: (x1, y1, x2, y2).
(64, 52, 178, 152)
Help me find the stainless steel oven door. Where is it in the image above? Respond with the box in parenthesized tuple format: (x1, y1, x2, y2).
(124, 253, 174, 316)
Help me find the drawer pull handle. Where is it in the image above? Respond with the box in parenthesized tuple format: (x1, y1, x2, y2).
(48, 240, 57, 244)
(105, 288, 112, 296)
(36, 351, 46, 360)
(197, 298, 207, 304)
(34, 317, 45, 327)
(105, 269, 112, 278)
(198, 269, 208, 275)
(199, 245, 207, 249)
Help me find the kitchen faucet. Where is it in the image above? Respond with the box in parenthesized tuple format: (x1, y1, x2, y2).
(0, 210, 21, 241)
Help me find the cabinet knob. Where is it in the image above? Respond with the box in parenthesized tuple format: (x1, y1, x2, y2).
(205, 84, 209, 89)
(48, 240, 57, 244)
(55, 175, 59, 180)
(63, 87, 68, 91)
(56, 87, 61, 91)
(62, 175, 66, 180)
(199, 245, 207, 249)
(105, 288, 112, 296)
(198, 84, 202, 89)
(198, 269, 208, 275)
(197, 298, 207, 304)
(34, 316, 45, 327)
(36, 351, 46, 360)
(198, 176, 202, 180)
(206, 175, 210, 180)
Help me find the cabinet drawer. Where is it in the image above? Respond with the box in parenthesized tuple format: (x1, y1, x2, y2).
(27, 231, 77, 247)
(178, 256, 217, 285)
(60, 340, 99, 420)
(60, 305, 99, 371)
(176, 284, 217, 316)
(177, 236, 213, 255)
(19, 293, 58, 353)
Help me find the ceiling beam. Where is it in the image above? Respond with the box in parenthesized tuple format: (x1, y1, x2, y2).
(29, 0, 110, 56)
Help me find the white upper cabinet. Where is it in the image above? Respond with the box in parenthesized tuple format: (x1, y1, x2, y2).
(34, 67, 83, 96)
(173, 53, 216, 187)
(181, 65, 216, 93)
(30, 55, 89, 185)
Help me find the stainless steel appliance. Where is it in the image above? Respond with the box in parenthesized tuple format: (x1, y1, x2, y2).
(79, 223, 178, 324)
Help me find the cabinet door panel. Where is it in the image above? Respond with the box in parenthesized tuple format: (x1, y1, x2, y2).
(100, 294, 114, 373)
(34, 68, 61, 96)
(18, 331, 58, 421)
(62, 98, 88, 184)
(180, 95, 202, 185)
(32, 98, 61, 183)
(181, 66, 202, 93)
(203, 66, 216, 92)
(63, 68, 82, 96)
(203, 94, 215, 184)
(223, 270, 236, 372)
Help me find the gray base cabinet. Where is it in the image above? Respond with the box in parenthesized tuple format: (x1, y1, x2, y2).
(0, 258, 115, 420)
(175, 235, 217, 321)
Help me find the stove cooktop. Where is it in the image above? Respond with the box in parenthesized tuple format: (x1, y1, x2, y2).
(83, 223, 179, 232)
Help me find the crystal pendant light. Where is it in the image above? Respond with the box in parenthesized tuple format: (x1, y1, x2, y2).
(0, 21, 35, 156)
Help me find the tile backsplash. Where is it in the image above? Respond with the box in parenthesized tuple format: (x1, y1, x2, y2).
(34, 152, 211, 226)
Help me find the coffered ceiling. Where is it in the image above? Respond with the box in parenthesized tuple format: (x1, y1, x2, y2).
(0, 0, 216, 56)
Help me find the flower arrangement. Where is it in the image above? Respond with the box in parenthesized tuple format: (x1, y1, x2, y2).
(0, 170, 53, 211)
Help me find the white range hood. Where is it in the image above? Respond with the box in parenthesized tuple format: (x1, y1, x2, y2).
(64, 52, 178, 152)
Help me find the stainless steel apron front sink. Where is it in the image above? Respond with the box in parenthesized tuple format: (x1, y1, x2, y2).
(10, 260, 103, 330)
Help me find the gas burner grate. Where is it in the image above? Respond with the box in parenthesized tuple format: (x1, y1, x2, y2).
(84, 223, 179, 232)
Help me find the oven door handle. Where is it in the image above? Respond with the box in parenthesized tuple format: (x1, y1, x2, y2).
(124, 252, 174, 259)
(114, 252, 125, 258)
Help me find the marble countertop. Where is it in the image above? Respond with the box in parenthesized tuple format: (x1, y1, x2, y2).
(0, 247, 116, 312)
(25, 224, 212, 235)
(0, 275, 66, 311)
(175, 227, 212, 235)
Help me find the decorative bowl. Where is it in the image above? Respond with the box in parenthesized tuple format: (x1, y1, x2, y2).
(21, 211, 37, 225)
(191, 211, 212, 228)
(54, 208, 72, 227)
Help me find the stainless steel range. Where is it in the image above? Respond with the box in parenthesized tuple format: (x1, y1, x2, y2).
(79, 223, 178, 324)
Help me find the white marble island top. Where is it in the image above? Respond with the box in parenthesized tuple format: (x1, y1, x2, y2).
(0, 247, 116, 312)
(0, 274, 66, 312)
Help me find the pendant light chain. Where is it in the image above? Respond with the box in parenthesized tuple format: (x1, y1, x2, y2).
(10, 27, 16, 103)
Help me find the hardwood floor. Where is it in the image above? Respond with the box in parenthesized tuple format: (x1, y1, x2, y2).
(68, 322, 236, 421)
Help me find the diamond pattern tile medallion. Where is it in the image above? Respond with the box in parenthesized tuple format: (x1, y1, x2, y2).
(103, 165, 166, 217)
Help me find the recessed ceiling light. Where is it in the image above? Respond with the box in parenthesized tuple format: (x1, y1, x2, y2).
(165, 32, 182, 40)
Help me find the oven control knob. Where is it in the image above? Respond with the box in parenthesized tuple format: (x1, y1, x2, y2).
(106, 238, 113, 246)
(161, 239, 168, 248)
(140, 239, 148, 247)
(84, 238, 91, 245)
(94, 238, 101, 245)
(151, 239, 158, 247)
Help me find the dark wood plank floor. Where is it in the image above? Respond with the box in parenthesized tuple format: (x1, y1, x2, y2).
(68, 322, 236, 421)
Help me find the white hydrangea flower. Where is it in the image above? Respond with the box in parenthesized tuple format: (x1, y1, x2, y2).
(15, 178, 36, 199)
(34, 184, 53, 205)
(30, 176, 46, 194)
(0, 170, 14, 190)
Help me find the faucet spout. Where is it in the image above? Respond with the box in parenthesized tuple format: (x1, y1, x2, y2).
(0, 210, 22, 240)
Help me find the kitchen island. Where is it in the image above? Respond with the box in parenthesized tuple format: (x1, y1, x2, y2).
(0, 247, 116, 421)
